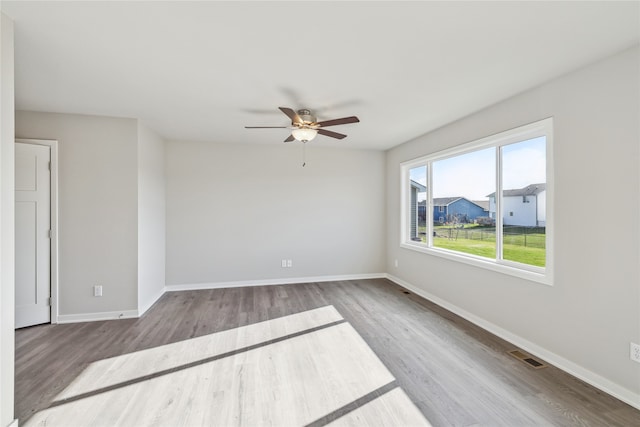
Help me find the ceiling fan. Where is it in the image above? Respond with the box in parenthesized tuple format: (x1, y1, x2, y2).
(245, 107, 360, 142)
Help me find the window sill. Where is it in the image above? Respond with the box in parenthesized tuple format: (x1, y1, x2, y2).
(400, 241, 552, 286)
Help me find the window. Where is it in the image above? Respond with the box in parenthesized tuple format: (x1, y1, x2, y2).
(401, 118, 552, 284)
(432, 147, 495, 258)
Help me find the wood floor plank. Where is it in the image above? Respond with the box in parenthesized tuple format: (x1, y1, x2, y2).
(15, 279, 640, 426)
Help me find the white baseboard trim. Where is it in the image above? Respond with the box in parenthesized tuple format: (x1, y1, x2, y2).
(54, 274, 386, 323)
(57, 309, 139, 324)
(138, 287, 167, 317)
(165, 273, 387, 292)
(385, 273, 640, 411)
(7, 419, 19, 427)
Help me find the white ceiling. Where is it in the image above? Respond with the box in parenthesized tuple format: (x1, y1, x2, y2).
(2, 1, 639, 150)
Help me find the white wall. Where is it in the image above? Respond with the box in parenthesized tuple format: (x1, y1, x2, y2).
(0, 13, 15, 427)
(537, 190, 546, 226)
(15, 111, 139, 318)
(166, 141, 386, 286)
(137, 122, 166, 314)
(386, 46, 640, 402)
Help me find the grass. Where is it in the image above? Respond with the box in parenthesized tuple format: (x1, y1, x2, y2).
(503, 245, 546, 267)
(433, 238, 496, 258)
(416, 223, 546, 267)
(432, 238, 545, 267)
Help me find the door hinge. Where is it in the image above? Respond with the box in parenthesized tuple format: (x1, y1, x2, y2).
(48, 229, 52, 239)
(46, 297, 52, 306)
(48, 161, 51, 171)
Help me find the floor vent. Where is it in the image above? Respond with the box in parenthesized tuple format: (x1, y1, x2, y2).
(508, 350, 547, 369)
(402, 291, 410, 294)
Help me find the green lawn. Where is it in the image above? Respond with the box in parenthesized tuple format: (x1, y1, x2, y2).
(417, 224, 546, 267)
(431, 235, 546, 267)
(433, 238, 496, 258)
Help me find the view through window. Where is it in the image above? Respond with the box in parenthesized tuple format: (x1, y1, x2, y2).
(501, 137, 546, 266)
(432, 147, 496, 258)
(402, 119, 550, 275)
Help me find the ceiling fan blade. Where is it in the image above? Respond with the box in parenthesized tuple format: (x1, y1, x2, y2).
(318, 129, 347, 140)
(279, 107, 303, 125)
(316, 116, 360, 127)
(245, 126, 288, 129)
(284, 134, 295, 142)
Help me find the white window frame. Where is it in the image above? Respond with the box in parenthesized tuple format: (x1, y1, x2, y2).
(400, 118, 554, 285)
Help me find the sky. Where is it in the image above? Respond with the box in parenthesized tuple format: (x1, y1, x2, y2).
(410, 136, 546, 200)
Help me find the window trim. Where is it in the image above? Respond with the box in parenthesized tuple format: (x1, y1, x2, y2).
(400, 118, 554, 286)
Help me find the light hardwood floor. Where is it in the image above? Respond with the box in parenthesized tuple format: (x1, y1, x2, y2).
(15, 279, 640, 426)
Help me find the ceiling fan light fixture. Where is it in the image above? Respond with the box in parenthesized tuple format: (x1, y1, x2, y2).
(246, 107, 359, 143)
(291, 128, 318, 142)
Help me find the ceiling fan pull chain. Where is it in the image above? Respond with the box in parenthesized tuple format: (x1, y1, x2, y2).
(302, 141, 306, 167)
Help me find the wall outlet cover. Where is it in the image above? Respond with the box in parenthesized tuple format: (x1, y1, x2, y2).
(631, 342, 640, 363)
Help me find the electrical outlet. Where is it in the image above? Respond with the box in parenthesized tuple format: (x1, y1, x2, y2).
(287, 259, 292, 268)
(631, 342, 640, 363)
(93, 285, 103, 297)
(281, 259, 287, 268)
(394, 259, 398, 268)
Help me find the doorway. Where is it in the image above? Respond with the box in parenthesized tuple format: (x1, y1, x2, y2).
(15, 139, 58, 328)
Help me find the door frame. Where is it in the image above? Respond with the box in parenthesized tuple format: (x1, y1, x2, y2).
(16, 138, 59, 324)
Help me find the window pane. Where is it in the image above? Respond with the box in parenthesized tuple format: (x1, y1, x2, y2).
(501, 137, 546, 267)
(409, 166, 427, 243)
(432, 148, 495, 258)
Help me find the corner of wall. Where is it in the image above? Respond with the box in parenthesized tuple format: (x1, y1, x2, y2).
(136, 122, 167, 315)
(0, 12, 16, 427)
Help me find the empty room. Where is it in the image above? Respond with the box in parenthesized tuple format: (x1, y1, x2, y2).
(0, 1, 639, 426)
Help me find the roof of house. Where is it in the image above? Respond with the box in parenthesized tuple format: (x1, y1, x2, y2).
(410, 180, 426, 192)
(487, 183, 546, 198)
(433, 197, 486, 210)
(433, 197, 462, 206)
(472, 200, 490, 211)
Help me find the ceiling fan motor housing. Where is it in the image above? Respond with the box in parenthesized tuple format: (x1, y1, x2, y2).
(297, 109, 316, 125)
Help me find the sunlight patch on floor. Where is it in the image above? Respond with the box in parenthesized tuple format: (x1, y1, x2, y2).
(25, 306, 431, 426)
(56, 305, 344, 401)
(328, 388, 431, 426)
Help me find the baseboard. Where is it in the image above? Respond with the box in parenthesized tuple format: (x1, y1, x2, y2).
(56, 309, 139, 324)
(58, 287, 168, 323)
(165, 273, 387, 292)
(6, 419, 18, 427)
(54, 274, 386, 323)
(138, 286, 167, 317)
(385, 274, 640, 411)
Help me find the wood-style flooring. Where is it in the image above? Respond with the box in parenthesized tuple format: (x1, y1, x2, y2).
(15, 279, 640, 426)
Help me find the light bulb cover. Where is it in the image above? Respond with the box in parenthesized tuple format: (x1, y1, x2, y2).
(291, 128, 318, 142)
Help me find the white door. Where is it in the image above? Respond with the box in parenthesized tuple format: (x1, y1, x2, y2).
(15, 142, 51, 328)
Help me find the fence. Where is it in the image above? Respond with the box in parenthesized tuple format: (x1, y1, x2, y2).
(435, 226, 545, 249)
